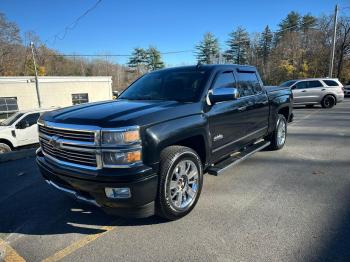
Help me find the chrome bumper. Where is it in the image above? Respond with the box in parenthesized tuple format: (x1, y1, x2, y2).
(45, 180, 101, 207)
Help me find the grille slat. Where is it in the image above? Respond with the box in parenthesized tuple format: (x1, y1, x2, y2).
(39, 124, 98, 168)
(39, 125, 95, 142)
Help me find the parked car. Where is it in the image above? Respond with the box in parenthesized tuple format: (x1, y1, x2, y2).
(280, 78, 344, 108)
(0, 109, 54, 153)
(36, 65, 293, 220)
(344, 83, 350, 97)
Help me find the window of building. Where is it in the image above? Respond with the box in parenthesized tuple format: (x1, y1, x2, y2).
(72, 93, 89, 105)
(236, 72, 261, 97)
(0, 97, 19, 120)
(323, 80, 339, 87)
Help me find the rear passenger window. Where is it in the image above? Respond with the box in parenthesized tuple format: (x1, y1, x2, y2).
(307, 80, 323, 88)
(212, 72, 235, 90)
(323, 80, 339, 86)
(236, 72, 261, 97)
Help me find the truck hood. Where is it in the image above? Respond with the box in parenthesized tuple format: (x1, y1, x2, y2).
(42, 99, 201, 128)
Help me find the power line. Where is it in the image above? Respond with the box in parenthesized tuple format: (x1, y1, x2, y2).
(45, 0, 102, 45)
(43, 17, 322, 59)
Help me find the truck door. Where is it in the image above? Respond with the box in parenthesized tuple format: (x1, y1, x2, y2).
(207, 71, 251, 161)
(234, 69, 269, 144)
(15, 113, 41, 146)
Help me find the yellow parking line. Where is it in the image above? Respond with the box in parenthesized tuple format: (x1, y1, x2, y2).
(0, 238, 26, 262)
(41, 225, 115, 262)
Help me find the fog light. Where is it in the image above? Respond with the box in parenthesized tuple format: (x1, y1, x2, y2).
(105, 187, 131, 199)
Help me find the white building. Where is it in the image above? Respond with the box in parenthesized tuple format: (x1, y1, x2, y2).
(0, 76, 113, 119)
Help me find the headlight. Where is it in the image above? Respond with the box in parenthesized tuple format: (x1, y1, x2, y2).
(101, 128, 140, 145)
(102, 149, 142, 167)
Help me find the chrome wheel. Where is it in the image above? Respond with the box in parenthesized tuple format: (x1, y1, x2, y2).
(277, 119, 286, 146)
(167, 159, 199, 210)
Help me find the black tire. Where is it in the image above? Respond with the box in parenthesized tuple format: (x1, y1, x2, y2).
(265, 114, 287, 151)
(156, 145, 203, 220)
(321, 95, 336, 108)
(0, 143, 11, 154)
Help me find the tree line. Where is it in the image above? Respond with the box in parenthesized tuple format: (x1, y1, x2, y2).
(0, 10, 349, 91)
(195, 11, 350, 85)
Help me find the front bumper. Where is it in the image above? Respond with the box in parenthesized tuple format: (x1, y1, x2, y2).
(36, 149, 158, 218)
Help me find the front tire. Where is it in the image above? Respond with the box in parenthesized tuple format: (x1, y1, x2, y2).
(321, 95, 336, 108)
(266, 114, 287, 150)
(157, 146, 203, 220)
(0, 143, 11, 154)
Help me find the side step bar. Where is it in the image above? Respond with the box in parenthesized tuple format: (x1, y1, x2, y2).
(207, 140, 270, 176)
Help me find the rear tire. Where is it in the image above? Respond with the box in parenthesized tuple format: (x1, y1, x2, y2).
(265, 114, 287, 151)
(0, 143, 11, 154)
(321, 95, 336, 108)
(156, 146, 203, 220)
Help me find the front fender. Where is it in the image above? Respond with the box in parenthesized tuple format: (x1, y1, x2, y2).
(142, 114, 209, 167)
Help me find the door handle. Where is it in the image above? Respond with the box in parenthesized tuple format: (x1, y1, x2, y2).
(321, 89, 326, 91)
(238, 106, 247, 111)
(301, 90, 307, 92)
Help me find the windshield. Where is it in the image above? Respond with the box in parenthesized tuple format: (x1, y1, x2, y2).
(119, 69, 210, 102)
(0, 112, 24, 126)
(280, 80, 297, 87)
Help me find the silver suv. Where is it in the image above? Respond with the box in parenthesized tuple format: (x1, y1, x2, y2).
(280, 78, 344, 108)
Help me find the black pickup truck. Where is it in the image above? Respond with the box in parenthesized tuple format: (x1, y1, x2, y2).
(36, 64, 293, 220)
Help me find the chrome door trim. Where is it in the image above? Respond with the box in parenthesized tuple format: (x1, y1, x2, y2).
(212, 126, 268, 153)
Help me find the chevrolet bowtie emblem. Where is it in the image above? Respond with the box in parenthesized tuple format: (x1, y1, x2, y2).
(48, 135, 60, 149)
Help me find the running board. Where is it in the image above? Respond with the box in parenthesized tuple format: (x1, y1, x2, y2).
(207, 140, 270, 176)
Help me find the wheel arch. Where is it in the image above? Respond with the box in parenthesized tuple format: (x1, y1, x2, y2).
(0, 138, 14, 149)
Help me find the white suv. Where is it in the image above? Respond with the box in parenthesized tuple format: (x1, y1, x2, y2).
(280, 78, 344, 108)
(0, 109, 54, 153)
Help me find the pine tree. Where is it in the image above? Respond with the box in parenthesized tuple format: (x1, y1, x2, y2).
(226, 27, 250, 64)
(146, 46, 165, 71)
(258, 25, 273, 65)
(275, 11, 301, 42)
(300, 14, 317, 32)
(128, 48, 148, 69)
(195, 32, 220, 64)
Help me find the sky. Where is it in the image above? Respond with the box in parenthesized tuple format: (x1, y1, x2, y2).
(0, 0, 349, 66)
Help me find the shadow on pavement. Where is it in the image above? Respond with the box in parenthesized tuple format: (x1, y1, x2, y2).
(0, 158, 166, 237)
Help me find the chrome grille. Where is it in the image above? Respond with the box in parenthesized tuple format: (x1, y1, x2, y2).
(39, 125, 95, 142)
(38, 122, 100, 169)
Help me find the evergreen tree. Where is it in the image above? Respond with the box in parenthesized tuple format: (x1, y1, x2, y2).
(146, 46, 165, 71)
(195, 32, 220, 64)
(226, 27, 250, 64)
(128, 48, 148, 69)
(258, 25, 273, 65)
(276, 11, 301, 41)
(300, 14, 317, 32)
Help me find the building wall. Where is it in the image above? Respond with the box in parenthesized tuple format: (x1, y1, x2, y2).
(0, 76, 113, 111)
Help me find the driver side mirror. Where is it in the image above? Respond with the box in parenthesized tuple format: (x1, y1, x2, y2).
(209, 87, 239, 104)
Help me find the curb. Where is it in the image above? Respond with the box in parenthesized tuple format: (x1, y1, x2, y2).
(0, 148, 37, 163)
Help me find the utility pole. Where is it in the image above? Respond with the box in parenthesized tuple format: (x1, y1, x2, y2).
(328, 4, 338, 78)
(30, 42, 41, 108)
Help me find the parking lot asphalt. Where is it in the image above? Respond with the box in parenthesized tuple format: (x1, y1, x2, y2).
(1, 99, 350, 262)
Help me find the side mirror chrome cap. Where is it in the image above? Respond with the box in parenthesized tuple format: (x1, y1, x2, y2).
(209, 87, 239, 105)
